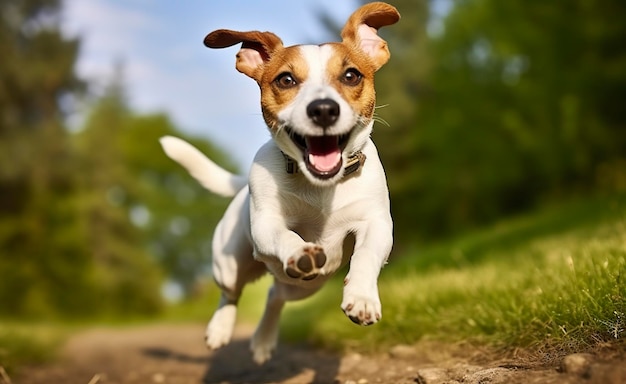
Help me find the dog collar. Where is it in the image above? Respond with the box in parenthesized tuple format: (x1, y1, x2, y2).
(282, 151, 366, 178)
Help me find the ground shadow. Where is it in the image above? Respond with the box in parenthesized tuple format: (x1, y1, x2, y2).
(201, 338, 341, 384)
(143, 346, 209, 365)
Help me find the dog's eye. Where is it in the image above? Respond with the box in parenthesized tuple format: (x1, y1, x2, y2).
(275, 72, 298, 89)
(341, 69, 362, 86)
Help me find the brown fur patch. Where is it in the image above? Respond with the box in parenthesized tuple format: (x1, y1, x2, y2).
(259, 46, 310, 130)
(325, 43, 377, 120)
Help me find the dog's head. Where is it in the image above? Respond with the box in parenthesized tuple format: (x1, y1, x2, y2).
(204, 2, 399, 186)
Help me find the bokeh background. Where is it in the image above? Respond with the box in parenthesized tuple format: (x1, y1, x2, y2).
(1, 0, 625, 321)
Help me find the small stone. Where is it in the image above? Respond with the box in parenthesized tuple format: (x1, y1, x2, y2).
(152, 373, 165, 383)
(561, 353, 593, 377)
(357, 379, 369, 384)
(415, 367, 449, 384)
(448, 363, 483, 378)
(348, 353, 363, 362)
(389, 344, 417, 359)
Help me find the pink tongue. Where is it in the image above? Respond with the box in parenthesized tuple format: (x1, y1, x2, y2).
(306, 136, 341, 172)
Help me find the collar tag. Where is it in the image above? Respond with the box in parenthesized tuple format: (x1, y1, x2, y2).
(343, 152, 366, 177)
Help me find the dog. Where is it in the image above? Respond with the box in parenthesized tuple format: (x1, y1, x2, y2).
(160, 2, 399, 364)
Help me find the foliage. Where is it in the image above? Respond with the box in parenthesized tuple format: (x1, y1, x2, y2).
(0, 0, 91, 317)
(0, 0, 233, 318)
(163, 275, 273, 324)
(71, 78, 163, 316)
(368, 0, 626, 242)
(281, 194, 626, 355)
(0, 0, 163, 318)
(0, 324, 64, 374)
(76, 69, 235, 302)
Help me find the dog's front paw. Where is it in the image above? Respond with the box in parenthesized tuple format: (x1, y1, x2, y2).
(285, 245, 326, 280)
(341, 294, 381, 326)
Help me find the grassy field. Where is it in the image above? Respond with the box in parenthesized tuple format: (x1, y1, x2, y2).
(165, 193, 626, 355)
(0, 323, 66, 374)
(279, 193, 626, 355)
(2, 193, 624, 373)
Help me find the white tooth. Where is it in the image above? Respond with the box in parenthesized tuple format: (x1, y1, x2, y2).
(308, 153, 315, 165)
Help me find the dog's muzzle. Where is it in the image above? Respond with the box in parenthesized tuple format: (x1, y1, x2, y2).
(285, 98, 345, 179)
(284, 96, 366, 179)
(302, 98, 343, 178)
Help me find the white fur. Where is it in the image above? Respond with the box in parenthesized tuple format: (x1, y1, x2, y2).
(160, 7, 395, 364)
(162, 137, 392, 365)
(159, 136, 246, 197)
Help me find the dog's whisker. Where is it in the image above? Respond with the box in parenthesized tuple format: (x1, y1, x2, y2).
(274, 122, 288, 134)
(372, 114, 390, 127)
(372, 105, 391, 126)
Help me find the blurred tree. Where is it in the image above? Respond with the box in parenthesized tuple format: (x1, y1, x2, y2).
(0, 0, 244, 317)
(0, 0, 94, 316)
(122, 117, 234, 298)
(72, 70, 163, 315)
(75, 66, 234, 300)
(353, 0, 626, 244)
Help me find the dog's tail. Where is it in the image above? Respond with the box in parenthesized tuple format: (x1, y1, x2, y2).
(159, 136, 247, 198)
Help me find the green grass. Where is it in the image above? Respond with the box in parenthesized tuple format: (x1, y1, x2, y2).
(3, 195, 623, 374)
(163, 276, 274, 324)
(280, 194, 626, 355)
(0, 323, 67, 374)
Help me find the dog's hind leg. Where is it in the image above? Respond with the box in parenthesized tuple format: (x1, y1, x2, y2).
(206, 235, 264, 350)
(250, 280, 321, 364)
(205, 191, 265, 350)
(249, 284, 284, 364)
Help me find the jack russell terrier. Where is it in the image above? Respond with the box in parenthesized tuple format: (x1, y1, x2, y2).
(160, 2, 400, 364)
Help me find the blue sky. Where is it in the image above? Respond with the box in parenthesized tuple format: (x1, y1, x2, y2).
(62, 0, 362, 167)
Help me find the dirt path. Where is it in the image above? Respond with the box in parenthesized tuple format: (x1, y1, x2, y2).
(12, 323, 626, 384)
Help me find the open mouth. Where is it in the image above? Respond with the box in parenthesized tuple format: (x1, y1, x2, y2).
(287, 129, 350, 179)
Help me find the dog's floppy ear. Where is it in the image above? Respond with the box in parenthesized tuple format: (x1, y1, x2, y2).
(204, 30, 283, 82)
(340, 2, 400, 71)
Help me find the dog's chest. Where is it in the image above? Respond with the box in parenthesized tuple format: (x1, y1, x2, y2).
(280, 183, 361, 257)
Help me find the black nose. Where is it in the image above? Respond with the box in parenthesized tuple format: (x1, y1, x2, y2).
(307, 98, 340, 128)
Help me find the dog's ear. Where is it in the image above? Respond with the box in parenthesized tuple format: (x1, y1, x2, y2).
(204, 30, 283, 81)
(340, 2, 400, 71)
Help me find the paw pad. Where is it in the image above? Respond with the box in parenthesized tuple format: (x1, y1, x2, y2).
(285, 246, 326, 280)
